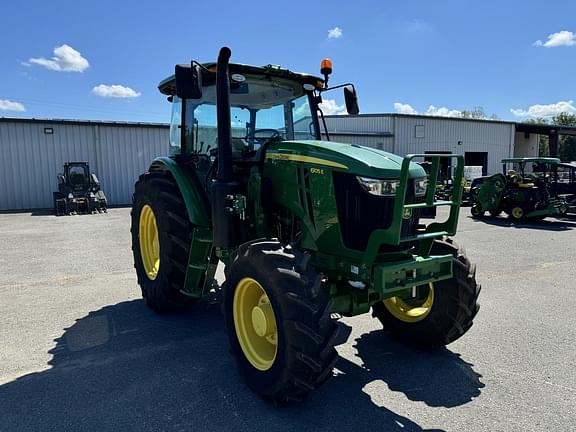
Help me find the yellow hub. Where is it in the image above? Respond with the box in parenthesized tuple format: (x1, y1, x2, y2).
(233, 277, 278, 371)
(512, 207, 524, 219)
(139, 204, 160, 280)
(383, 283, 434, 323)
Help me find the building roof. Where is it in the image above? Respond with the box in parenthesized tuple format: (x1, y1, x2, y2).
(515, 122, 576, 136)
(324, 113, 517, 125)
(0, 116, 169, 129)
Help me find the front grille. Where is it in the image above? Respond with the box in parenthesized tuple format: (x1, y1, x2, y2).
(333, 172, 420, 251)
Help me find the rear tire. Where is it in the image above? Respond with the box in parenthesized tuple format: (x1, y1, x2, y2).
(131, 172, 197, 312)
(223, 240, 339, 404)
(372, 238, 480, 347)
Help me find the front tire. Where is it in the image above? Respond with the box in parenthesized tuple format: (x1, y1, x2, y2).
(223, 240, 339, 404)
(509, 205, 526, 221)
(131, 172, 196, 312)
(372, 238, 480, 347)
(470, 204, 484, 218)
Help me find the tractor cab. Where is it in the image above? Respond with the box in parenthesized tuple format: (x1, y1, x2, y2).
(158, 58, 359, 193)
(62, 163, 92, 193)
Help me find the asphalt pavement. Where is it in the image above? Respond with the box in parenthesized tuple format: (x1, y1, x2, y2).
(0, 207, 575, 432)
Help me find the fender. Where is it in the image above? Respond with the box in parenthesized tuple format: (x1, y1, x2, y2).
(149, 157, 211, 227)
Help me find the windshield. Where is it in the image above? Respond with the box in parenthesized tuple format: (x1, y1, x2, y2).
(178, 74, 317, 155)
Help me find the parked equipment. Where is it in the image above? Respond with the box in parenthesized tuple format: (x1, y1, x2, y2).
(470, 158, 567, 220)
(549, 162, 576, 213)
(53, 162, 107, 215)
(131, 47, 480, 403)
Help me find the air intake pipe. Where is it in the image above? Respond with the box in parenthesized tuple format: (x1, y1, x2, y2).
(216, 47, 232, 182)
(211, 47, 237, 248)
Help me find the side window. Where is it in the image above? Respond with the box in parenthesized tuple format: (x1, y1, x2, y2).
(292, 95, 316, 140)
(169, 97, 182, 155)
(194, 104, 218, 154)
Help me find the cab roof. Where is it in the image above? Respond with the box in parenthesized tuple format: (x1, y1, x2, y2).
(158, 62, 322, 96)
(502, 157, 561, 164)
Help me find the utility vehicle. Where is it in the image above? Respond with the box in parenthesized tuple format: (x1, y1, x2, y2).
(131, 47, 480, 403)
(470, 157, 567, 220)
(53, 162, 107, 216)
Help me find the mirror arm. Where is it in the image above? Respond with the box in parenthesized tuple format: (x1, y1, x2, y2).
(319, 82, 356, 92)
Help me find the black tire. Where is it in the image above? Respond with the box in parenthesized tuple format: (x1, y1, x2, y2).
(470, 204, 484, 218)
(223, 240, 339, 404)
(372, 238, 480, 347)
(131, 172, 197, 312)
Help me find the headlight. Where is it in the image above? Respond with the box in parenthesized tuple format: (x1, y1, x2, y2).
(357, 177, 399, 196)
(68, 193, 73, 199)
(414, 178, 428, 197)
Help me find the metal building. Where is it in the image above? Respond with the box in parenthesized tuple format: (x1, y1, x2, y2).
(0, 118, 169, 211)
(323, 114, 524, 175)
(1, 114, 547, 211)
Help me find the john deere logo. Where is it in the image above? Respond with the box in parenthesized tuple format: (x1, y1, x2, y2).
(402, 208, 412, 219)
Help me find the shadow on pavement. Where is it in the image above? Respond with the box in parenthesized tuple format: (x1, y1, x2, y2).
(352, 330, 484, 408)
(0, 300, 483, 432)
(467, 214, 576, 231)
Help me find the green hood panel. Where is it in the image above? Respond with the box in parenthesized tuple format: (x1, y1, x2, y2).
(266, 140, 426, 179)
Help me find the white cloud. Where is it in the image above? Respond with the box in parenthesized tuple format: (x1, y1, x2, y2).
(319, 99, 347, 115)
(394, 102, 462, 117)
(534, 30, 575, 48)
(92, 84, 141, 98)
(510, 100, 576, 118)
(29, 44, 90, 72)
(425, 105, 462, 117)
(327, 27, 343, 39)
(0, 99, 26, 112)
(394, 102, 418, 115)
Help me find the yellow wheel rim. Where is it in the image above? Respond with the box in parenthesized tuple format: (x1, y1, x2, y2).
(233, 277, 278, 371)
(139, 204, 160, 280)
(512, 207, 524, 219)
(383, 283, 434, 323)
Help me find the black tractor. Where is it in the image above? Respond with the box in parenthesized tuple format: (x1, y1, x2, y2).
(53, 162, 108, 215)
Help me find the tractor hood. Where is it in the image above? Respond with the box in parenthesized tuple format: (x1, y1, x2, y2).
(265, 140, 426, 179)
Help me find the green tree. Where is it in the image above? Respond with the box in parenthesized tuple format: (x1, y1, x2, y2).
(460, 106, 499, 120)
(524, 118, 550, 156)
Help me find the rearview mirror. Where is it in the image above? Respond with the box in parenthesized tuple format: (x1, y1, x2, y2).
(175, 63, 203, 99)
(344, 85, 359, 115)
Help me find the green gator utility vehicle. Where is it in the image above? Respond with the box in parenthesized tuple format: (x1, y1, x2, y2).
(131, 47, 480, 403)
(470, 158, 567, 221)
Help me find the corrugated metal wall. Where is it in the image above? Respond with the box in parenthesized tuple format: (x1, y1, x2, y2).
(324, 115, 393, 134)
(0, 120, 169, 210)
(324, 114, 516, 174)
(323, 133, 394, 152)
(393, 116, 515, 174)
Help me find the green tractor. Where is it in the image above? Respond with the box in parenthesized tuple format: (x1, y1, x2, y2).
(131, 47, 480, 403)
(470, 158, 568, 221)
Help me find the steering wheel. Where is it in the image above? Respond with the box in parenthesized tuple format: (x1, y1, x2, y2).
(248, 129, 281, 145)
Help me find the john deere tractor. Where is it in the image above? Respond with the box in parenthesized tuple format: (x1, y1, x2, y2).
(53, 162, 108, 216)
(131, 47, 480, 403)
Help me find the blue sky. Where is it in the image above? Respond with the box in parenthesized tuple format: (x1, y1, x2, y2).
(1, 0, 575, 123)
